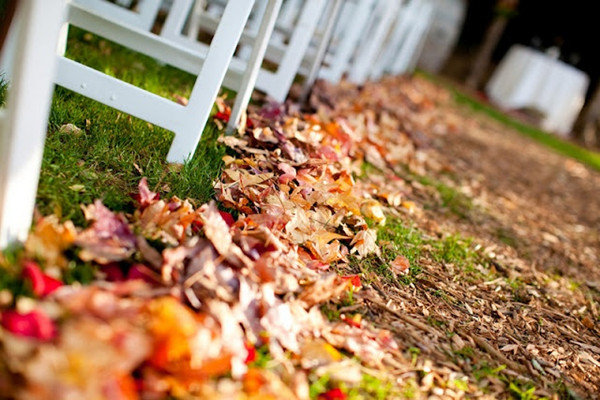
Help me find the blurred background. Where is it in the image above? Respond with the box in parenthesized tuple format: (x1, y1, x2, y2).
(417, 0, 600, 147)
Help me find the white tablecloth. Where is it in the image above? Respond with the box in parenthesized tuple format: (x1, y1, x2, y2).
(486, 45, 589, 136)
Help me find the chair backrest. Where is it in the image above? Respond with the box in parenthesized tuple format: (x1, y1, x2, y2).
(182, 0, 328, 102)
(370, 0, 412, 81)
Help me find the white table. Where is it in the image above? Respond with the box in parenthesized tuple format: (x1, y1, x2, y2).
(486, 44, 589, 136)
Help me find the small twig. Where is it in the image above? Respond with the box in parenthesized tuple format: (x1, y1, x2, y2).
(367, 295, 438, 336)
(456, 329, 527, 374)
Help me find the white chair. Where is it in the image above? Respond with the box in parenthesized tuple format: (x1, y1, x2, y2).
(371, 0, 434, 80)
(315, 0, 376, 84)
(183, 0, 329, 102)
(0, 0, 67, 247)
(71, 0, 162, 30)
(387, 0, 434, 76)
(0, 0, 280, 247)
(299, 0, 344, 99)
(56, 0, 282, 162)
(346, 0, 401, 84)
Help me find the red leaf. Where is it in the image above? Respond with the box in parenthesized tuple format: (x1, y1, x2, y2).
(101, 263, 125, 282)
(218, 210, 235, 227)
(22, 260, 63, 297)
(244, 341, 257, 364)
(0, 310, 57, 341)
(137, 177, 159, 207)
(319, 388, 347, 400)
(127, 263, 156, 284)
(214, 111, 230, 123)
(340, 274, 362, 288)
(342, 316, 362, 328)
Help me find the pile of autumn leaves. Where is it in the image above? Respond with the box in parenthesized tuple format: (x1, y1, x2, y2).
(0, 80, 434, 399)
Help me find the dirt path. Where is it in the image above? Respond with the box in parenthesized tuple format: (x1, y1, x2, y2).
(2, 75, 598, 399)
(314, 76, 600, 398)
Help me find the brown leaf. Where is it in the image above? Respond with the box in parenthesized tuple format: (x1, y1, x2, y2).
(390, 255, 410, 276)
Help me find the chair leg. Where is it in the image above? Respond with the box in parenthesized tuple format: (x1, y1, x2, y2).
(300, 0, 343, 102)
(256, 0, 326, 102)
(186, 0, 208, 39)
(228, 0, 282, 131)
(0, 0, 66, 247)
(319, 0, 375, 83)
(167, 0, 256, 161)
(348, 0, 399, 84)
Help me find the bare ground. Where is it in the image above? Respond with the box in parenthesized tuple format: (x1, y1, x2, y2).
(314, 76, 600, 398)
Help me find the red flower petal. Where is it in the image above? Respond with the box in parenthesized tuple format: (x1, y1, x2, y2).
(340, 275, 362, 288)
(218, 210, 235, 227)
(22, 261, 45, 296)
(127, 264, 156, 284)
(41, 276, 63, 296)
(22, 261, 63, 297)
(244, 341, 257, 364)
(319, 388, 347, 400)
(214, 111, 230, 123)
(101, 263, 126, 282)
(1, 310, 57, 341)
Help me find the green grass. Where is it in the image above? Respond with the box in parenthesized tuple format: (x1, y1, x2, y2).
(308, 372, 395, 400)
(352, 219, 424, 285)
(417, 71, 600, 172)
(32, 27, 227, 225)
(413, 173, 474, 219)
(0, 74, 7, 106)
(392, 167, 474, 219)
(352, 217, 489, 286)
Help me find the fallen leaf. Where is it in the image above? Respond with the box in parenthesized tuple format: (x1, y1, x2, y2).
(390, 255, 410, 276)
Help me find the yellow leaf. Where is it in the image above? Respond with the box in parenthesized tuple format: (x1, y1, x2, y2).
(300, 340, 342, 368)
(69, 184, 85, 192)
(25, 216, 77, 269)
(360, 199, 386, 224)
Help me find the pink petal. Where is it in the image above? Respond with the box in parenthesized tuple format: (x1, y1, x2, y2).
(22, 260, 63, 297)
(1, 310, 57, 341)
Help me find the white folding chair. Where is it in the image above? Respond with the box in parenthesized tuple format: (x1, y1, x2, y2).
(0, 0, 67, 247)
(314, 0, 376, 84)
(370, 0, 413, 81)
(298, 0, 344, 99)
(346, 0, 401, 84)
(56, 0, 282, 162)
(181, 0, 328, 102)
(388, 0, 433, 75)
(72, 0, 163, 30)
(371, 0, 433, 79)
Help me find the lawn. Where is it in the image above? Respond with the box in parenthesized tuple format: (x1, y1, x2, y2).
(37, 27, 227, 225)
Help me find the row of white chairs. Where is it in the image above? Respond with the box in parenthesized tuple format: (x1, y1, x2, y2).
(0, 0, 434, 247)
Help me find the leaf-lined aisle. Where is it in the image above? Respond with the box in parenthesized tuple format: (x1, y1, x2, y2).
(1, 76, 600, 399)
